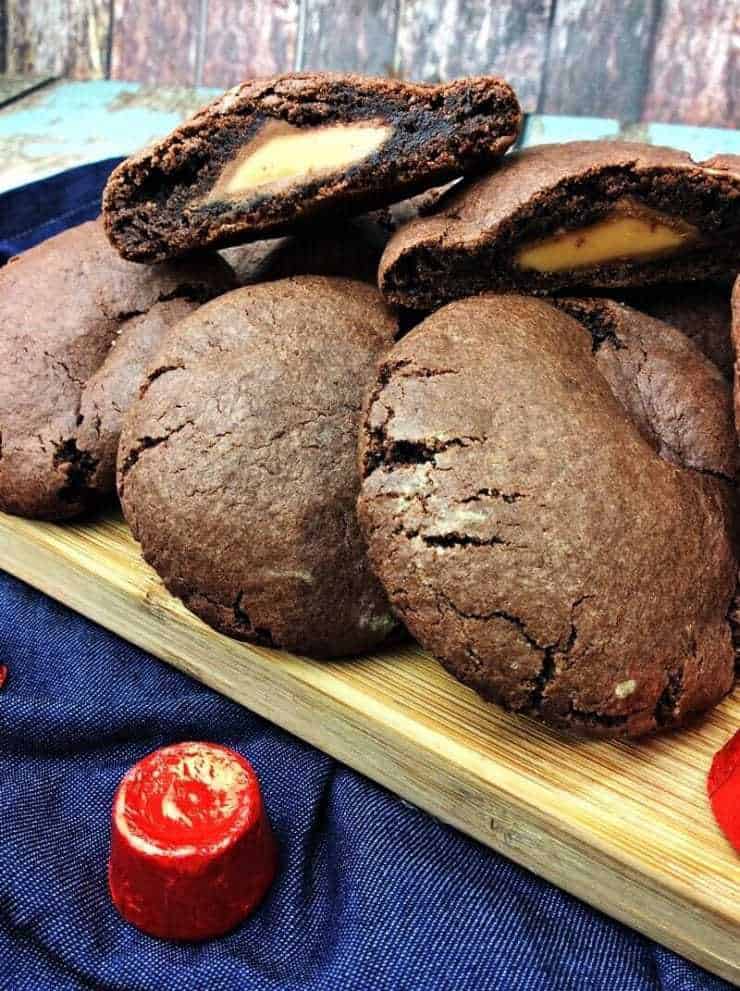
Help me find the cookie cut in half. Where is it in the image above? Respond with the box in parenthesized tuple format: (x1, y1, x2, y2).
(118, 276, 398, 658)
(103, 73, 521, 262)
(0, 221, 233, 520)
(379, 142, 740, 308)
(358, 294, 738, 738)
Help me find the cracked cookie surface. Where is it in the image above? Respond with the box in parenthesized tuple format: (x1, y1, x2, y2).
(0, 220, 233, 520)
(357, 294, 738, 737)
(118, 276, 398, 658)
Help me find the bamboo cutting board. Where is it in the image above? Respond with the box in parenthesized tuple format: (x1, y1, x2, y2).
(1, 508, 739, 982)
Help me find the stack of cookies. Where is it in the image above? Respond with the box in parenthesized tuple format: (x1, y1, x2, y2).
(2, 72, 739, 740)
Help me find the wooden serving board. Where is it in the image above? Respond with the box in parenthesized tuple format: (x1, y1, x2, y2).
(1, 508, 739, 982)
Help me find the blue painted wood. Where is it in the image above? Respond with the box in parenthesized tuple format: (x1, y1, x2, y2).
(0, 81, 738, 195)
(517, 114, 620, 147)
(0, 80, 219, 193)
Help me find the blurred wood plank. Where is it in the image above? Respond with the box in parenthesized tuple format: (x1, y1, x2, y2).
(539, 0, 659, 121)
(395, 0, 551, 113)
(5, 0, 110, 78)
(110, 0, 200, 85)
(0, 75, 54, 108)
(202, 0, 299, 88)
(0, 1, 7, 75)
(642, 0, 737, 128)
(301, 0, 398, 76)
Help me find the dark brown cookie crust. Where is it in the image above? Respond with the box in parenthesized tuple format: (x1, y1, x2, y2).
(118, 276, 398, 658)
(732, 275, 740, 429)
(221, 189, 447, 288)
(102, 73, 521, 262)
(610, 281, 734, 379)
(553, 297, 737, 478)
(222, 218, 387, 287)
(0, 221, 233, 520)
(357, 294, 737, 738)
(379, 142, 740, 309)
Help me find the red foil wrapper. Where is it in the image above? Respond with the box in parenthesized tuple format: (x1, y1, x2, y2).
(109, 741, 277, 940)
(708, 729, 740, 853)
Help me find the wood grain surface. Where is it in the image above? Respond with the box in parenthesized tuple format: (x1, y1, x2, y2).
(396, 0, 551, 112)
(110, 0, 201, 85)
(643, 0, 738, 127)
(1, 0, 738, 126)
(301, 0, 398, 76)
(3, 0, 110, 78)
(0, 507, 739, 983)
(539, 0, 660, 120)
(202, 0, 299, 87)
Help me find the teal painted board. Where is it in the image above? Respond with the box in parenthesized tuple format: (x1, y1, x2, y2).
(632, 124, 740, 162)
(0, 80, 218, 193)
(518, 114, 620, 147)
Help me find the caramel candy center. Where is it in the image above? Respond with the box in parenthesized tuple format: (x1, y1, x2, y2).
(516, 202, 699, 273)
(210, 119, 392, 200)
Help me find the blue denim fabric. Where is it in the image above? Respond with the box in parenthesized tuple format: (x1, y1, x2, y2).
(0, 163, 732, 991)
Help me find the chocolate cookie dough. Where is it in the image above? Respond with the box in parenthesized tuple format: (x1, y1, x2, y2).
(0, 221, 233, 520)
(103, 73, 520, 262)
(613, 282, 734, 379)
(118, 276, 398, 658)
(379, 142, 740, 309)
(358, 295, 738, 737)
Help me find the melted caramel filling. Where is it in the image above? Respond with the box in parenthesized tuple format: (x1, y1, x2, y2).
(516, 201, 700, 273)
(209, 119, 392, 201)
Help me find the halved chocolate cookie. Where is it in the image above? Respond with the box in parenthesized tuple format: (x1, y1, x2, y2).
(379, 142, 740, 309)
(118, 277, 398, 658)
(103, 73, 520, 262)
(358, 295, 738, 737)
(0, 221, 233, 520)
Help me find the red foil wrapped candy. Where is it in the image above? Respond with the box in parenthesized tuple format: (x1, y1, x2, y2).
(109, 741, 276, 940)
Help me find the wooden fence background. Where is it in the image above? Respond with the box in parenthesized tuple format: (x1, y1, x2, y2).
(0, 0, 736, 127)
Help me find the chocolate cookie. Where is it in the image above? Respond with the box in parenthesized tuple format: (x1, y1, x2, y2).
(222, 190, 447, 287)
(612, 282, 734, 379)
(118, 276, 398, 658)
(0, 221, 233, 520)
(358, 295, 738, 737)
(733, 276, 740, 424)
(379, 142, 740, 309)
(103, 73, 521, 262)
(222, 218, 387, 287)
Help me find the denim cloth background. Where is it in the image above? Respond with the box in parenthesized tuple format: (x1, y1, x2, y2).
(0, 162, 733, 991)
